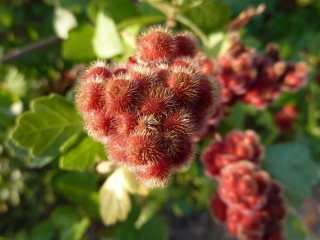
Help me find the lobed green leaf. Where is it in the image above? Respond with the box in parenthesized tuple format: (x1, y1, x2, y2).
(11, 94, 82, 157)
(60, 133, 106, 171)
(184, 0, 231, 34)
(263, 142, 318, 200)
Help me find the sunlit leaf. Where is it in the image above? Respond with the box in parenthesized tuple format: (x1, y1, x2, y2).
(96, 161, 115, 174)
(122, 169, 149, 196)
(99, 168, 148, 226)
(54, 7, 77, 40)
(99, 168, 132, 225)
(92, 11, 123, 59)
(207, 31, 231, 57)
(3, 67, 27, 97)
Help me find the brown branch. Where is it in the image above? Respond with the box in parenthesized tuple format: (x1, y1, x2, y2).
(1, 35, 61, 64)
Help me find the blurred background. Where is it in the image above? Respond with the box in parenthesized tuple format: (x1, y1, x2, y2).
(0, 0, 320, 239)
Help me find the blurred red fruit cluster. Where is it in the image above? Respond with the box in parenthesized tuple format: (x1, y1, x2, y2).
(201, 131, 286, 240)
(201, 130, 264, 177)
(76, 26, 221, 188)
(274, 104, 297, 132)
(215, 35, 308, 110)
(193, 35, 308, 142)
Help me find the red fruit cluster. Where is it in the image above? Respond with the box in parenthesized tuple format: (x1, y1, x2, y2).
(76, 26, 221, 188)
(200, 35, 308, 110)
(201, 131, 286, 240)
(221, 162, 286, 240)
(274, 104, 297, 132)
(217, 36, 308, 110)
(201, 130, 264, 178)
(192, 37, 308, 142)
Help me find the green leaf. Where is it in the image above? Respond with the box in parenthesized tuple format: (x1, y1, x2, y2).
(221, 0, 277, 15)
(115, 24, 141, 62)
(257, 109, 276, 131)
(134, 202, 160, 229)
(52, 205, 81, 226)
(140, 216, 168, 240)
(29, 156, 56, 168)
(0, 88, 20, 129)
(138, 2, 163, 16)
(146, 1, 179, 18)
(0, 6, 13, 29)
(0, 46, 4, 59)
(115, 198, 142, 240)
(5, 137, 29, 160)
(63, 24, 96, 62)
(146, 0, 202, 18)
(52, 172, 100, 219)
(60, 217, 90, 240)
(206, 31, 231, 57)
(184, 0, 231, 34)
(263, 142, 318, 200)
(92, 11, 123, 59)
(30, 220, 56, 240)
(60, 133, 106, 171)
(175, 14, 208, 46)
(12, 94, 82, 157)
(284, 213, 307, 240)
(43, 0, 58, 6)
(13, 230, 28, 240)
(87, 0, 140, 24)
(58, 0, 89, 13)
(115, 198, 168, 240)
(225, 102, 245, 129)
(116, 15, 165, 30)
(52, 205, 90, 240)
(3, 67, 27, 97)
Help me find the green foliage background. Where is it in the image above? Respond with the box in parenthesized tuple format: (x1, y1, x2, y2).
(0, 0, 320, 239)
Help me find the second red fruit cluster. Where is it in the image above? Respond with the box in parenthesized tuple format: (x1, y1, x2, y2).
(201, 130, 286, 240)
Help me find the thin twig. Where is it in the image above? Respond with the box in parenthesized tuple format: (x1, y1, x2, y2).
(175, 14, 209, 47)
(1, 35, 61, 64)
